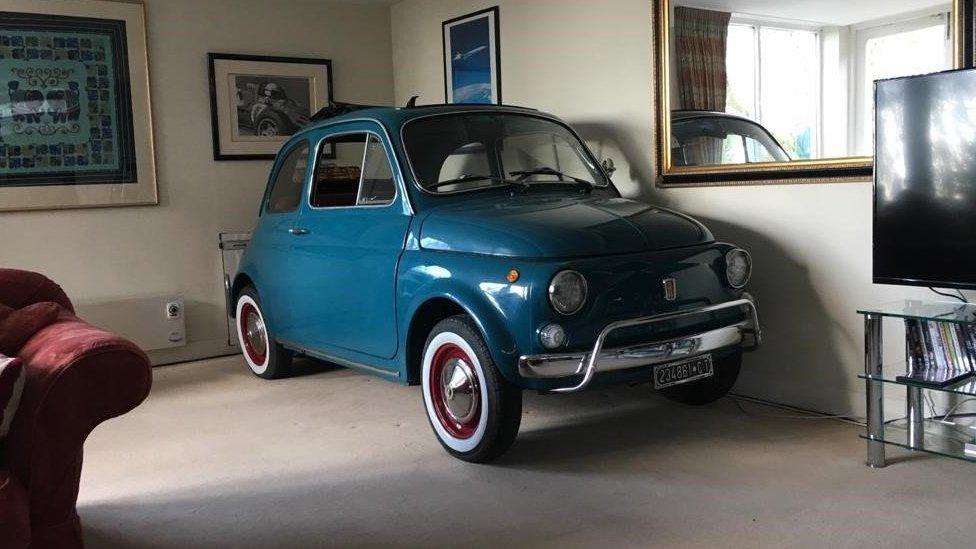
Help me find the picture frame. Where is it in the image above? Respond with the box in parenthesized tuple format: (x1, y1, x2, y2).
(0, 0, 157, 212)
(208, 53, 333, 161)
(442, 7, 501, 105)
(653, 0, 968, 188)
(966, 0, 976, 67)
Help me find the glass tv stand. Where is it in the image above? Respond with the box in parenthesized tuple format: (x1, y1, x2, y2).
(857, 301, 976, 467)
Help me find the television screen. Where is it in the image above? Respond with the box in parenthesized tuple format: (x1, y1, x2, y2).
(874, 69, 976, 289)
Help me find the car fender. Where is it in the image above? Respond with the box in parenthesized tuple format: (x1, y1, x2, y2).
(230, 265, 273, 323)
(400, 274, 525, 384)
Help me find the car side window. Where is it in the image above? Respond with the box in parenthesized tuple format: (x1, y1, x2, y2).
(358, 136, 397, 206)
(721, 135, 746, 164)
(745, 135, 775, 162)
(266, 142, 309, 214)
(311, 132, 397, 208)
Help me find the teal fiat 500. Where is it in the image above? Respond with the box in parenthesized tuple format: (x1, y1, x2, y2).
(231, 102, 761, 462)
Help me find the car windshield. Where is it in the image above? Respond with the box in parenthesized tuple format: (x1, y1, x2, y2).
(403, 113, 610, 193)
(670, 115, 790, 166)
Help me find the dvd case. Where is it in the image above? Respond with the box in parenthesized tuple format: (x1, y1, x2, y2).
(897, 320, 976, 387)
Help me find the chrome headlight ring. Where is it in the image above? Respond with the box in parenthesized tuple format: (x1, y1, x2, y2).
(548, 270, 588, 315)
(725, 248, 752, 289)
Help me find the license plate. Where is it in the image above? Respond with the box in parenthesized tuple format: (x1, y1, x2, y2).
(653, 354, 714, 390)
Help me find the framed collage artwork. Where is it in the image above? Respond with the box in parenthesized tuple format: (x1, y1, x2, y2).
(0, 0, 156, 211)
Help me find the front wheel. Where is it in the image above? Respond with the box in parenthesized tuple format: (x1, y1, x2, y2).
(421, 315, 522, 463)
(659, 351, 742, 405)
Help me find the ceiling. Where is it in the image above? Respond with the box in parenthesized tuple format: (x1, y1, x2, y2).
(676, 0, 951, 26)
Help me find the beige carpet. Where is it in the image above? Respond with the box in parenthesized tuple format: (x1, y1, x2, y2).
(79, 355, 975, 548)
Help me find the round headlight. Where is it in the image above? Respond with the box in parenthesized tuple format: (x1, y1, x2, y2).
(549, 270, 587, 315)
(725, 249, 752, 289)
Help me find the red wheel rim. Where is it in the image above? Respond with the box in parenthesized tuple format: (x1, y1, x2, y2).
(239, 302, 267, 365)
(429, 343, 481, 439)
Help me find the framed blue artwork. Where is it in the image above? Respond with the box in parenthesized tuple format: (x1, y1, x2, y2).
(442, 7, 500, 105)
(0, 0, 156, 211)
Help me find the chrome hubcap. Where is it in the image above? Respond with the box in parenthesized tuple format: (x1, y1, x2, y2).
(439, 358, 478, 424)
(245, 312, 267, 357)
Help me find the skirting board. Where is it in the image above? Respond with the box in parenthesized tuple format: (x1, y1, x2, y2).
(148, 338, 239, 366)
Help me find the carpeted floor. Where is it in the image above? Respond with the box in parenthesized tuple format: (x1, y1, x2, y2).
(79, 355, 975, 548)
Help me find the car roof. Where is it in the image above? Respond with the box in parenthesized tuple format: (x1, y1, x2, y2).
(294, 103, 554, 138)
(671, 110, 762, 124)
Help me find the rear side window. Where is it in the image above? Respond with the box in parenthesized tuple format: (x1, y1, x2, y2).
(311, 133, 397, 208)
(358, 136, 396, 205)
(266, 143, 309, 214)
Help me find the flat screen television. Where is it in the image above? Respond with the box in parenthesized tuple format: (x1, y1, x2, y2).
(874, 68, 976, 290)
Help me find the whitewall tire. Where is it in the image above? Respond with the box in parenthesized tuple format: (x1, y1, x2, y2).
(235, 286, 292, 379)
(421, 315, 521, 463)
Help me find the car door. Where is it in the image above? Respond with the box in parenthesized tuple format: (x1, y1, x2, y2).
(247, 139, 310, 342)
(286, 126, 411, 360)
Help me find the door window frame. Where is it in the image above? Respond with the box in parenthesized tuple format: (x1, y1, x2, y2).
(307, 130, 400, 210)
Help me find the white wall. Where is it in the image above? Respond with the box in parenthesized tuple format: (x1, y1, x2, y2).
(390, 0, 969, 416)
(0, 0, 395, 364)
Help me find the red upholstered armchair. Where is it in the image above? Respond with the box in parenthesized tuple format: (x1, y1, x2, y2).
(0, 269, 152, 549)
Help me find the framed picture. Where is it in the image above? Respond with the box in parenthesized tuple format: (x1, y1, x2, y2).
(442, 7, 501, 104)
(208, 53, 333, 161)
(0, 0, 157, 212)
(966, 0, 975, 68)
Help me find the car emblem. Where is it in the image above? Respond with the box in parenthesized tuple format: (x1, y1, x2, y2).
(662, 278, 677, 301)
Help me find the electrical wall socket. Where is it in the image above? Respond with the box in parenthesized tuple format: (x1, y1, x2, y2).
(76, 295, 186, 351)
(165, 301, 182, 319)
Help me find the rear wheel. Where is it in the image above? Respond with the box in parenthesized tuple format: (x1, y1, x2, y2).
(421, 315, 522, 463)
(659, 351, 741, 405)
(235, 286, 293, 379)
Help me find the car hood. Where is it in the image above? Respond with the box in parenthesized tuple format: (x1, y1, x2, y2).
(419, 193, 713, 258)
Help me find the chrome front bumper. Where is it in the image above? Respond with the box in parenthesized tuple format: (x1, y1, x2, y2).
(517, 298, 762, 393)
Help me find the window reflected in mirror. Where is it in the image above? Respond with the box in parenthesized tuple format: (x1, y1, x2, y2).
(669, 0, 954, 167)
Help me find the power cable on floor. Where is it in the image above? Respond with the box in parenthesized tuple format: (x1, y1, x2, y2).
(726, 394, 865, 424)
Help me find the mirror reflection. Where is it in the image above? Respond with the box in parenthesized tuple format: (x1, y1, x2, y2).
(668, 0, 954, 167)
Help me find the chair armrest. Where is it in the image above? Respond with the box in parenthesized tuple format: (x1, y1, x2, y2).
(0, 269, 74, 313)
(2, 312, 151, 532)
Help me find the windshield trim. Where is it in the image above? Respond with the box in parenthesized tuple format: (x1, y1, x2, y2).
(399, 110, 614, 196)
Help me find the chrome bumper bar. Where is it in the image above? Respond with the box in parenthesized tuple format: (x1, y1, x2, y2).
(518, 298, 761, 393)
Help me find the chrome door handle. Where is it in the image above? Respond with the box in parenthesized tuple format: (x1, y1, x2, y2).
(288, 228, 310, 236)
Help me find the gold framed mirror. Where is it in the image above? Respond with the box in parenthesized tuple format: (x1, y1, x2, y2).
(654, 0, 968, 186)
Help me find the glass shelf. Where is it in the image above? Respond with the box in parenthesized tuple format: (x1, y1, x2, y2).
(858, 361, 976, 398)
(857, 300, 976, 325)
(858, 300, 976, 467)
(859, 418, 976, 464)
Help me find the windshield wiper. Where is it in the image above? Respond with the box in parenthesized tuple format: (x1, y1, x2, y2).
(426, 174, 530, 193)
(509, 167, 595, 192)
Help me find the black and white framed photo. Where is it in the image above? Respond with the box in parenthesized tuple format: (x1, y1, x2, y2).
(442, 7, 501, 104)
(0, 0, 157, 212)
(208, 53, 333, 160)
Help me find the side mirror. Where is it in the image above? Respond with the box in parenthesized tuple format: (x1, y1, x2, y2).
(601, 158, 617, 177)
